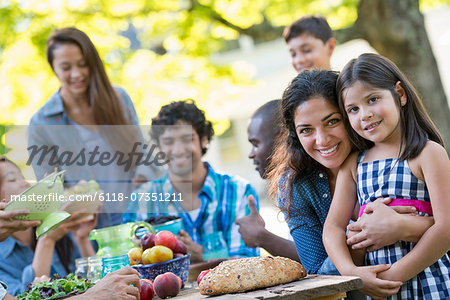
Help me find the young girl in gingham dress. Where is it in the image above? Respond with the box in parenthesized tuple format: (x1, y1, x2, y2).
(357, 152, 449, 299)
(323, 53, 450, 300)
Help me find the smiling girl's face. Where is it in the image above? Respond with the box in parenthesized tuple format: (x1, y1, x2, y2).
(342, 80, 406, 147)
(294, 97, 352, 174)
(0, 161, 30, 202)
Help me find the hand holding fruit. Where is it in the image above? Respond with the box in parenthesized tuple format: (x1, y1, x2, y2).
(81, 267, 141, 300)
(177, 229, 203, 263)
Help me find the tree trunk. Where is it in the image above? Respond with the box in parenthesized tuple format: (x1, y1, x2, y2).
(351, 0, 450, 150)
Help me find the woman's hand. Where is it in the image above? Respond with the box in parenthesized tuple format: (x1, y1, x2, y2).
(0, 201, 41, 242)
(347, 198, 417, 251)
(177, 229, 203, 263)
(75, 267, 141, 300)
(352, 264, 403, 299)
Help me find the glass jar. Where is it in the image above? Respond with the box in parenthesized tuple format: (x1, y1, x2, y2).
(75, 257, 89, 279)
(101, 254, 129, 278)
(87, 256, 103, 283)
(202, 231, 229, 261)
(89, 222, 154, 257)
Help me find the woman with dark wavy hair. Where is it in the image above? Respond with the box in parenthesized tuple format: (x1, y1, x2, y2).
(268, 70, 352, 276)
(267, 70, 435, 297)
(28, 27, 161, 227)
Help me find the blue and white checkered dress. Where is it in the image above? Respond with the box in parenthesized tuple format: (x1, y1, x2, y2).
(357, 151, 450, 299)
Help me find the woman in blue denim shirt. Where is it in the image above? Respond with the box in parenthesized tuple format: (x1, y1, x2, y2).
(27, 28, 161, 227)
(267, 71, 434, 284)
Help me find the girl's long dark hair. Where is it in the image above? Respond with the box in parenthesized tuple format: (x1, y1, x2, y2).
(337, 53, 444, 160)
(267, 70, 339, 218)
(0, 157, 74, 274)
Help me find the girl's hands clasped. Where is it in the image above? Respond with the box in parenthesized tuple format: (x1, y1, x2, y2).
(352, 264, 403, 299)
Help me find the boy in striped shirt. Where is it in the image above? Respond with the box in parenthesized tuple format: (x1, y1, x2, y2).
(123, 100, 259, 262)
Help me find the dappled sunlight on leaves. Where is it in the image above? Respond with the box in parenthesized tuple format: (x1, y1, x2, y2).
(119, 49, 253, 134)
(1, 0, 445, 142)
(214, 0, 265, 28)
(0, 38, 58, 124)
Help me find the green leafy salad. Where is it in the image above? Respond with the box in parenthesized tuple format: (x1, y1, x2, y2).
(17, 273, 94, 299)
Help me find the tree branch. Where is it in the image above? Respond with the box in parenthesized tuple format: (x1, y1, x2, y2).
(333, 25, 364, 44)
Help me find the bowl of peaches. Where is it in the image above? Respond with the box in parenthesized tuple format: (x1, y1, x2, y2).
(129, 230, 190, 285)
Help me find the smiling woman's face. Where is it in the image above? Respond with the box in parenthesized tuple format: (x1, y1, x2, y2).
(294, 97, 352, 173)
(51, 43, 90, 98)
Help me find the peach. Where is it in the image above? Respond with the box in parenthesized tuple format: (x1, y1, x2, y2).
(176, 275, 183, 289)
(154, 272, 180, 298)
(154, 231, 177, 250)
(140, 279, 155, 300)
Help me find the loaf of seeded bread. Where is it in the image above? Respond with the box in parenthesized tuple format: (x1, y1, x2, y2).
(198, 256, 307, 295)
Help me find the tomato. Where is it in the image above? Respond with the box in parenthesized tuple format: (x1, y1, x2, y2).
(197, 270, 210, 285)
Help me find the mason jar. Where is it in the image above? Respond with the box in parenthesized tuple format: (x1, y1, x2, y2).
(87, 256, 103, 283)
(75, 257, 89, 279)
(101, 254, 129, 278)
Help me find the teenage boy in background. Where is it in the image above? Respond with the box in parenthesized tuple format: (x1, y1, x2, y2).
(284, 15, 336, 74)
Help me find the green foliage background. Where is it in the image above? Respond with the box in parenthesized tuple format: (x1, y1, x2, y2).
(1, 0, 448, 155)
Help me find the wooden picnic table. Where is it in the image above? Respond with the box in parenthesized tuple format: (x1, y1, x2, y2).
(178, 275, 363, 300)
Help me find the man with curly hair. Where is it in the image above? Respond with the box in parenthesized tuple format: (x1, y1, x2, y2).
(123, 100, 259, 262)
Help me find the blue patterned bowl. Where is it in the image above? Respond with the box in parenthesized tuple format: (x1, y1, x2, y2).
(132, 254, 190, 283)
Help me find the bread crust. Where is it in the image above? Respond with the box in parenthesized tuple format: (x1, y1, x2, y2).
(199, 256, 306, 295)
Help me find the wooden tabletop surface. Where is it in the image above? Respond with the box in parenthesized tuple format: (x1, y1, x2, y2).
(177, 275, 363, 300)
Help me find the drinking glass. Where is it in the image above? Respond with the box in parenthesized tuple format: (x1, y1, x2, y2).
(202, 231, 229, 261)
(75, 257, 89, 279)
(101, 254, 129, 278)
(87, 256, 103, 283)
